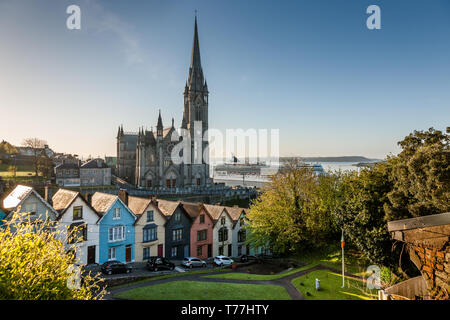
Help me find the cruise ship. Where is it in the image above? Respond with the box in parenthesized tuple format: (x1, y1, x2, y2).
(212, 156, 326, 187)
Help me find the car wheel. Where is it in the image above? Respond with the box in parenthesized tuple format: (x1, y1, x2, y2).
(108, 270, 112, 275)
(189, 264, 193, 269)
(171, 266, 175, 271)
(203, 263, 207, 268)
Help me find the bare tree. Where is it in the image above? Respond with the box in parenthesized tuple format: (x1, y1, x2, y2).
(22, 138, 47, 178)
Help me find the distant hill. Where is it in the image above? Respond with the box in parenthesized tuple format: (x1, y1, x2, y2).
(281, 156, 382, 163)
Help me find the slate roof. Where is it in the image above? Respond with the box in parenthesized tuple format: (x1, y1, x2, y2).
(156, 199, 180, 217)
(55, 163, 79, 169)
(127, 196, 152, 215)
(52, 189, 79, 213)
(90, 192, 118, 214)
(2, 185, 59, 218)
(180, 201, 202, 219)
(2, 185, 33, 210)
(81, 158, 109, 169)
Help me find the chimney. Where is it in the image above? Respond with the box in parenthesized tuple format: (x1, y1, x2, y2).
(118, 189, 129, 206)
(84, 193, 92, 204)
(44, 185, 52, 205)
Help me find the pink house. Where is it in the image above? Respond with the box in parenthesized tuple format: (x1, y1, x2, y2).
(187, 203, 214, 260)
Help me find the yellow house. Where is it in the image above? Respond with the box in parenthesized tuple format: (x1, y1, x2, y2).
(127, 196, 167, 261)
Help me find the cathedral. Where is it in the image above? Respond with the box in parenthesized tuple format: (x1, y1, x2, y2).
(116, 17, 211, 188)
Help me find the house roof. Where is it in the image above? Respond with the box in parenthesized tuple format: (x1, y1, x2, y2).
(225, 206, 245, 221)
(2, 185, 59, 218)
(202, 204, 227, 221)
(81, 158, 109, 169)
(52, 189, 79, 212)
(90, 192, 118, 214)
(180, 201, 201, 219)
(156, 199, 181, 217)
(55, 162, 79, 169)
(2, 185, 33, 210)
(127, 196, 152, 215)
(51, 188, 102, 219)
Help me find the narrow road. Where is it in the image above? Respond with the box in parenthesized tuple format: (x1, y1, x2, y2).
(105, 263, 360, 300)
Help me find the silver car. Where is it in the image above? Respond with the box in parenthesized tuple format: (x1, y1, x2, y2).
(181, 257, 207, 269)
(214, 255, 234, 266)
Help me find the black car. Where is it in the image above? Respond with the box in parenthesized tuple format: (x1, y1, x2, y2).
(146, 256, 175, 271)
(101, 260, 132, 275)
(238, 254, 261, 263)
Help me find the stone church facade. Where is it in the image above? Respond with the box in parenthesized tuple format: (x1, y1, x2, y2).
(116, 17, 211, 188)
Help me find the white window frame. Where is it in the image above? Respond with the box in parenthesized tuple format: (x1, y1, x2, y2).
(108, 247, 116, 260)
(108, 226, 125, 242)
(113, 208, 121, 220)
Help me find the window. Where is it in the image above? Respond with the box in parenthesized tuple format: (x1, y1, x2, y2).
(174, 212, 181, 222)
(73, 206, 83, 220)
(108, 226, 125, 242)
(68, 224, 87, 243)
(146, 180, 152, 188)
(199, 214, 205, 224)
(143, 227, 157, 242)
(238, 245, 242, 256)
(166, 179, 171, 188)
(197, 246, 202, 257)
(108, 247, 116, 260)
(218, 227, 228, 242)
(240, 217, 245, 227)
(172, 179, 176, 188)
(196, 178, 201, 186)
(143, 247, 150, 260)
(238, 230, 246, 243)
(24, 203, 37, 214)
(172, 229, 182, 241)
(171, 246, 178, 257)
(221, 216, 226, 225)
(113, 208, 121, 220)
(197, 229, 207, 241)
(147, 210, 154, 222)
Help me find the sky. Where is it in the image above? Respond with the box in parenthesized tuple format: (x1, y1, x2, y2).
(0, 0, 449, 160)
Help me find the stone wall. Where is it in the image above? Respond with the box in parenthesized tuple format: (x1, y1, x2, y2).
(409, 242, 449, 300)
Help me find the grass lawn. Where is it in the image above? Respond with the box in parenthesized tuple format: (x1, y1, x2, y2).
(109, 268, 230, 290)
(115, 280, 291, 300)
(292, 270, 378, 300)
(202, 265, 312, 281)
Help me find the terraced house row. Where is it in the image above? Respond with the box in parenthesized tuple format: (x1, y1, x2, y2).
(1, 185, 258, 265)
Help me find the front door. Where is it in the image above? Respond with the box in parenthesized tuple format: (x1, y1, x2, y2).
(228, 244, 232, 257)
(87, 245, 96, 264)
(184, 245, 189, 258)
(157, 244, 163, 257)
(125, 245, 132, 262)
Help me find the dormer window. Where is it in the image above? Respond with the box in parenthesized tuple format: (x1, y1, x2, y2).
(174, 212, 181, 222)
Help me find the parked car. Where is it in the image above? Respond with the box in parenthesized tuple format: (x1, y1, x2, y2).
(146, 256, 175, 271)
(101, 260, 132, 275)
(181, 257, 207, 269)
(214, 255, 234, 266)
(237, 254, 260, 263)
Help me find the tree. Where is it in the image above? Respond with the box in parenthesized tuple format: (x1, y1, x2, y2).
(7, 165, 16, 180)
(246, 162, 339, 254)
(384, 128, 449, 221)
(0, 212, 105, 300)
(333, 162, 396, 267)
(22, 138, 47, 178)
(0, 140, 18, 155)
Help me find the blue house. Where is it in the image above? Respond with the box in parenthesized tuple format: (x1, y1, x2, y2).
(90, 192, 136, 264)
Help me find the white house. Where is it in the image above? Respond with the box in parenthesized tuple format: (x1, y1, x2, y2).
(203, 205, 235, 257)
(52, 189, 101, 265)
(229, 207, 249, 257)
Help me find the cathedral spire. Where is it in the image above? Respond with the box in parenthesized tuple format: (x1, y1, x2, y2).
(187, 15, 204, 91)
(157, 109, 163, 136)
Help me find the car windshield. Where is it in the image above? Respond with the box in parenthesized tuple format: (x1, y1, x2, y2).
(183, 258, 189, 261)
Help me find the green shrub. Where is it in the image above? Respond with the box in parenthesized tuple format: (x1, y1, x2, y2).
(0, 212, 105, 300)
